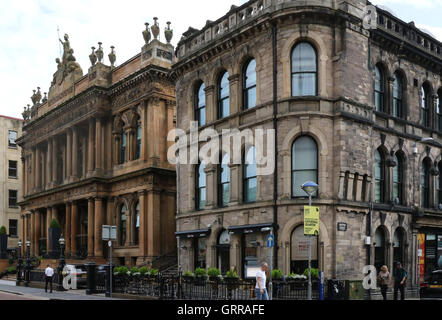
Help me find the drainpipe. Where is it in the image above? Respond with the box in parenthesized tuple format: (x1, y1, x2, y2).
(272, 21, 278, 270)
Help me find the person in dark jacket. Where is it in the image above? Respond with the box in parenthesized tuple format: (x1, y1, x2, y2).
(393, 262, 407, 300)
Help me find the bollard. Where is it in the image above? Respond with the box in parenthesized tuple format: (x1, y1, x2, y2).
(85, 262, 97, 295)
(105, 263, 114, 298)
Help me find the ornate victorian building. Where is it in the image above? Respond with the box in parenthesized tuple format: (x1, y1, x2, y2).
(18, 19, 177, 267)
(173, 0, 442, 297)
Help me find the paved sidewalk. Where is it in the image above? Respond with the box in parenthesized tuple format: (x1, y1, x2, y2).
(0, 281, 124, 300)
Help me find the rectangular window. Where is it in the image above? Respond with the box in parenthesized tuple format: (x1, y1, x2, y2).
(8, 130, 18, 148)
(8, 190, 18, 207)
(8, 160, 17, 178)
(9, 220, 17, 237)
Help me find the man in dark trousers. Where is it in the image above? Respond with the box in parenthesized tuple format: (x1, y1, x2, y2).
(393, 262, 407, 300)
(45, 264, 54, 293)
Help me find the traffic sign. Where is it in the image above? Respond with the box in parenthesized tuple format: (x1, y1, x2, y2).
(266, 234, 274, 248)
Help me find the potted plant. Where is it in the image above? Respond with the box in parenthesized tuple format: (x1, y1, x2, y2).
(194, 267, 207, 286)
(139, 266, 148, 276)
(183, 270, 194, 282)
(0, 226, 7, 259)
(48, 219, 61, 259)
(208, 267, 221, 282)
(224, 268, 240, 290)
(303, 268, 319, 289)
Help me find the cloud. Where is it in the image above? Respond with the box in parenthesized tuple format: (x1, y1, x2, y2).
(371, 0, 442, 8)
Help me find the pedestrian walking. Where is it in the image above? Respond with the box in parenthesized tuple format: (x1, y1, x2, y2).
(393, 262, 407, 300)
(255, 262, 269, 300)
(377, 265, 390, 300)
(45, 264, 54, 293)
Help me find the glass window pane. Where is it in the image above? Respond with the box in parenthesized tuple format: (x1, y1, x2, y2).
(222, 183, 230, 206)
(292, 73, 316, 96)
(292, 171, 317, 197)
(245, 178, 257, 202)
(220, 72, 229, 99)
(246, 87, 257, 109)
(221, 99, 230, 118)
(198, 83, 206, 108)
(199, 162, 206, 187)
(199, 187, 206, 209)
(292, 43, 316, 73)
(292, 136, 317, 170)
(245, 59, 256, 88)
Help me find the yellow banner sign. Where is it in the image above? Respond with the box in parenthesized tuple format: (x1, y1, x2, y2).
(304, 206, 319, 236)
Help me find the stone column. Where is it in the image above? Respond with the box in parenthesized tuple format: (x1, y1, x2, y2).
(35, 147, 41, 189)
(71, 202, 78, 257)
(140, 104, 148, 161)
(229, 74, 240, 115)
(88, 118, 95, 174)
(204, 164, 217, 209)
(52, 137, 58, 184)
(387, 76, 394, 115)
(46, 139, 52, 187)
(147, 190, 161, 256)
(66, 130, 72, 180)
(87, 198, 94, 257)
(229, 164, 241, 205)
(94, 197, 104, 258)
(35, 211, 40, 256)
(95, 118, 103, 171)
(204, 85, 215, 123)
(72, 127, 78, 179)
(21, 156, 26, 197)
(30, 212, 36, 256)
(21, 215, 26, 256)
(65, 203, 72, 256)
(106, 197, 114, 227)
(138, 191, 147, 256)
(46, 207, 51, 253)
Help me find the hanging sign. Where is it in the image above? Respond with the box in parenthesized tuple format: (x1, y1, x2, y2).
(304, 206, 319, 236)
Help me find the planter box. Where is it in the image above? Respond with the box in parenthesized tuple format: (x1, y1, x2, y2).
(48, 228, 61, 258)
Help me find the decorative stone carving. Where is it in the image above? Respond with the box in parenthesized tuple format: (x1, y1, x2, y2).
(51, 33, 83, 87)
(151, 17, 160, 40)
(96, 42, 104, 63)
(89, 46, 97, 66)
(165, 21, 173, 44)
(108, 46, 116, 67)
(22, 105, 31, 122)
(142, 23, 151, 44)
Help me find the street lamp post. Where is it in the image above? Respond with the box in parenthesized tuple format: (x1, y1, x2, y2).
(261, 227, 273, 300)
(301, 181, 319, 301)
(16, 240, 23, 286)
(57, 237, 66, 291)
(24, 240, 31, 287)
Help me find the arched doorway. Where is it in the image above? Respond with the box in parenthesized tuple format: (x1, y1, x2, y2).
(375, 227, 387, 272)
(290, 225, 318, 274)
(217, 230, 230, 274)
(393, 228, 405, 265)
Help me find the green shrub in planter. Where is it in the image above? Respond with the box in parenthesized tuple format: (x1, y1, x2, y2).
(49, 219, 61, 229)
(130, 267, 139, 275)
(194, 267, 207, 278)
(183, 270, 194, 277)
(149, 268, 159, 276)
(0, 226, 6, 235)
(272, 269, 283, 280)
(6, 266, 17, 274)
(119, 266, 129, 275)
(139, 267, 148, 276)
(225, 269, 239, 279)
(303, 268, 319, 279)
(208, 268, 221, 278)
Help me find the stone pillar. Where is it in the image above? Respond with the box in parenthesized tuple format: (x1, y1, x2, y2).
(204, 85, 215, 123)
(138, 191, 147, 256)
(65, 203, 72, 257)
(95, 118, 103, 171)
(21, 156, 26, 197)
(229, 164, 241, 205)
(87, 198, 94, 257)
(71, 202, 78, 257)
(204, 164, 217, 209)
(30, 212, 35, 256)
(72, 127, 78, 179)
(113, 133, 121, 165)
(140, 104, 148, 161)
(229, 74, 240, 115)
(66, 130, 72, 180)
(46, 139, 52, 186)
(35, 211, 40, 256)
(21, 215, 26, 256)
(147, 190, 161, 256)
(46, 207, 51, 253)
(35, 147, 41, 189)
(94, 198, 104, 258)
(88, 118, 95, 174)
(52, 137, 58, 184)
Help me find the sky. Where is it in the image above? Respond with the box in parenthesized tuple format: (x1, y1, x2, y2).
(0, 0, 441, 119)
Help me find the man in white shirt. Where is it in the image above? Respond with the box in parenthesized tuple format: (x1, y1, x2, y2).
(45, 264, 54, 293)
(255, 262, 269, 300)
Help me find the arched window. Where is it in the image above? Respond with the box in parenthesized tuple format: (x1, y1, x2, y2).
(374, 149, 386, 203)
(121, 132, 127, 164)
(437, 90, 442, 131)
(218, 71, 230, 119)
(196, 161, 206, 210)
(243, 59, 257, 109)
(437, 161, 442, 208)
(421, 84, 431, 127)
(292, 136, 318, 197)
(393, 228, 404, 265)
(218, 153, 230, 207)
(393, 72, 403, 118)
(421, 157, 432, 208)
(217, 230, 230, 274)
(290, 225, 318, 274)
(119, 204, 127, 246)
(393, 153, 404, 205)
(243, 146, 257, 203)
(135, 120, 141, 160)
(291, 42, 317, 96)
(134, 201, 140, 245)
(375, 65, 385, 112)
(374, 227, 386, 272)
(195, 82, 206, 127)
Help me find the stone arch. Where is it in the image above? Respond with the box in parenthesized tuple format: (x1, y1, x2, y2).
(186, 78, 207, 125)
(235, 47, 264, 106)
(281, 31, 329, 98)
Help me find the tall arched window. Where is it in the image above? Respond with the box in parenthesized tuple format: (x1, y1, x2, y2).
(374, 227, 386, 272)
(393, 72, 403, 118)
(393, 228, 404, 265)
(196, 161, 206, 210)
(437, 90, 442, 131)
(292, 136, 318, 197)
(375, 65, 385, 112)
(374, 149, 386, 203)
(218, 153, 230, 207)
(243, 146, 257, 203)
(195, 82, 206, 127)
(135, 121, 141, 160)
(134, 201, 140, 245)
(218, 71, 230, 119)
(393, 153, 404, 205)
(421, 157, 432, 208)
(119, 204, 127, 246)
(121, 132, 127, 164)
(291, 42, 317, 96)
(421, 84, 431, 127)
(290, 225, 318, 274)
(243, 59, 257, 109)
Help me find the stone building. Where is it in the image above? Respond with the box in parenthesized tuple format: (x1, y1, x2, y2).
(0, 115, 23, 253)
(18, 19, 177, 268)
(173, 0, 442, 296)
